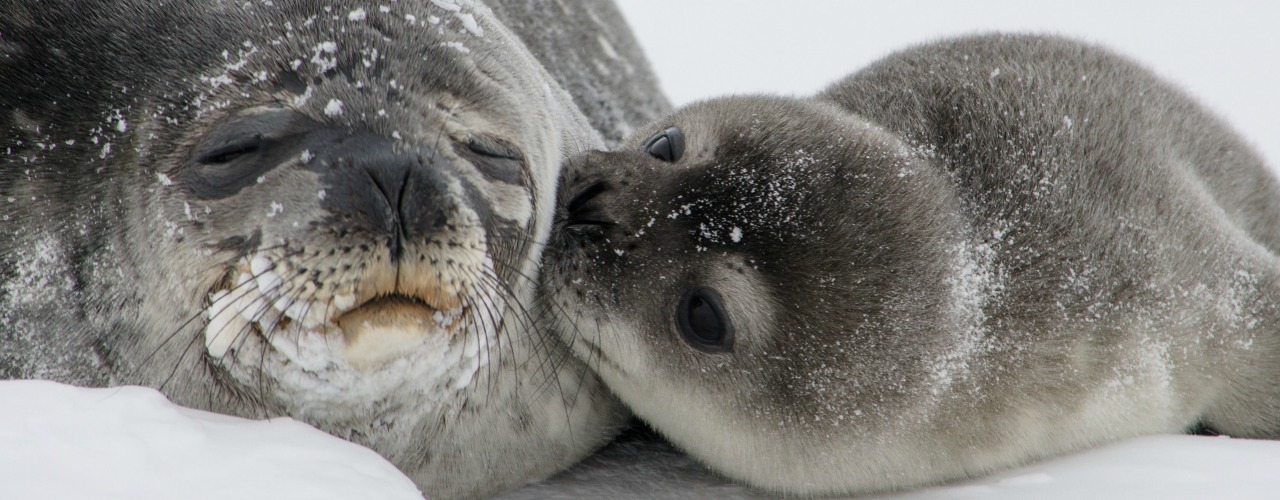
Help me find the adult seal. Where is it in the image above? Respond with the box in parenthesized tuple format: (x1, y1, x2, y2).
(0, 0, 669, 498)
(544, 34, 1280, 496)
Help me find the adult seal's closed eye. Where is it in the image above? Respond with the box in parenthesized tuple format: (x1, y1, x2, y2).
(0, 1, 670, 498)
(544, 34, 1280, 496)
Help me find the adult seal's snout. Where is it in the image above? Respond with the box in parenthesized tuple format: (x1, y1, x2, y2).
(314, 134, 457, 262)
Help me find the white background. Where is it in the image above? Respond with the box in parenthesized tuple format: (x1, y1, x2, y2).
(615, 0, 1280, 168)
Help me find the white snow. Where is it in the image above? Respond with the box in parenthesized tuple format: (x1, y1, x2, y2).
(457, 12, 484, 38)
(0, 381, 423, 500)
(870, 435, 1280, 500)
(443, 41, 471, 54)
(310, 41, 339, 74)
(429, 0, 461, 13)
(324, 98, 344, 117)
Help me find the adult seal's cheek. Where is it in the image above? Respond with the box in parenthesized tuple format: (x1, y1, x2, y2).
(0, 1, 660, 498)
(542, 34, 1280, 497)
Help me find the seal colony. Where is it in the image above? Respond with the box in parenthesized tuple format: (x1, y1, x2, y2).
(0, 0, 670, 498)
(546, 34, 1280, 496)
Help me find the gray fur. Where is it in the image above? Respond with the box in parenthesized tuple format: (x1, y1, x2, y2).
(544, 33, 1280, 496)
(0, 1, 669, 498)
(486, 0, 670, 146)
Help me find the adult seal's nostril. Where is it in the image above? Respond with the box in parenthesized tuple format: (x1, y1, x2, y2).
(314, 136, 453, 263)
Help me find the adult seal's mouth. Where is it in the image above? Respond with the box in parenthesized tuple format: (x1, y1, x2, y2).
(204, 250, 477, 372)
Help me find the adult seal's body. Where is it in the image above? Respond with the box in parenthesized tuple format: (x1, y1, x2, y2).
(545, 34, 1280, 496)
(0, 1, 669, 498)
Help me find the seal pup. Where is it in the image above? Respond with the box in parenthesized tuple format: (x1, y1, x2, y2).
(0, 1, 669, 497)
(545, 33, 1280, 496)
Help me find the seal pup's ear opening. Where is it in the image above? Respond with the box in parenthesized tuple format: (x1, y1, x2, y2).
(641, 126, 685, 162)
(676, 286, 735, 353)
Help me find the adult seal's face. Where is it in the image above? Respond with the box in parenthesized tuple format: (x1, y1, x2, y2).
(1, 1, 625, 497)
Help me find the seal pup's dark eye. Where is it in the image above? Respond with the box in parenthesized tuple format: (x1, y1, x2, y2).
(641, 126, 685, 163)
(676, 286, 734, 354)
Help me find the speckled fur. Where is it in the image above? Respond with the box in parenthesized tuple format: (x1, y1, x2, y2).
(544, 34, 1280, 496)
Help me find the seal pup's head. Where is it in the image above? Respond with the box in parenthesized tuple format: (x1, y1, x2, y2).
(1, 1, 624, 497)
(545, 96, 985, 495)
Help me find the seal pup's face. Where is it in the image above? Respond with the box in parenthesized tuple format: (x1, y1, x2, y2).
(546, 96, 979, 494)
(2, 1, 622, 497)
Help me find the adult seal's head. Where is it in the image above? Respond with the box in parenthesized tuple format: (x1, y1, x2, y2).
(0, 1, 650, 497)
(545, 34, 1280, 496)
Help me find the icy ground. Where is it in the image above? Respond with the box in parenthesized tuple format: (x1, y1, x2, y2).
(0, 381, 423, 500)
(5, 380, 1280, 499)
(5, 1, 1280, 499)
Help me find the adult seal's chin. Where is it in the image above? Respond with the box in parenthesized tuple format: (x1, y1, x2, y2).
(0, 0, 668, 497)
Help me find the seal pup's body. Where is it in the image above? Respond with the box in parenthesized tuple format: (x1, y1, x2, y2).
(0, 1, 669, 497)
(545, 34, 1280, 495)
